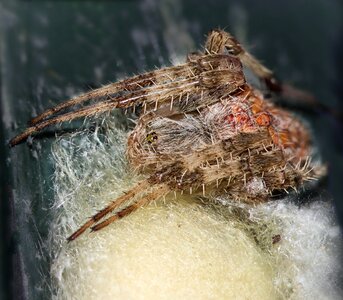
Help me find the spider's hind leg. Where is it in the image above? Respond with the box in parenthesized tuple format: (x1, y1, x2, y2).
(67, 180, 152, 241)
(91, 184, 169, 232)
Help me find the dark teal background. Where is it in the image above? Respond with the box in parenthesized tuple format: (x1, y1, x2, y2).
(1, 0, 342, 299)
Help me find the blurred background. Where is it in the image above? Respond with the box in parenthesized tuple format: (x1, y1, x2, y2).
(0, 0, 342, 299)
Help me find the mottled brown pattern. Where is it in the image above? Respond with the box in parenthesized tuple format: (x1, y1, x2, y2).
(10, 30, 325, 241)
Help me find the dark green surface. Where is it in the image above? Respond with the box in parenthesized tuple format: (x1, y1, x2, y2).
(1, 1, 342, 299)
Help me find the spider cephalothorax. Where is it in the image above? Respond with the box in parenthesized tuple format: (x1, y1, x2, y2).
(10, 29, 323, 241)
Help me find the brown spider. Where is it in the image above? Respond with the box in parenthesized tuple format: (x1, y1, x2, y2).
(10, 29, 324, 241)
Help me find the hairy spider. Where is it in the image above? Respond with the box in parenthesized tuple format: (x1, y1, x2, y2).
(10, 29, 324, 241)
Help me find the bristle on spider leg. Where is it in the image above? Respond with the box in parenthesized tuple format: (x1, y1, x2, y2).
(305, 176, 318, 181)
(188, 67, 196, 77)
(303, 166, 315, 176)
(178, 93, 183, 105)
(170, 96, 174, 111)
(305, 156, 312, 170)
(295, 158, 302, 170)
(185, 93, 189, 105)
(300, 156, 308, 171)
(165, 73, 173, 81)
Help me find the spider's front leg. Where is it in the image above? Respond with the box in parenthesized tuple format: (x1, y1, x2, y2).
(204, 29, 279, 92)
(10, 53, 245, 147)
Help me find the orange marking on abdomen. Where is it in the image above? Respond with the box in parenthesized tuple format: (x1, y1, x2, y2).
(255, 112, 271, 127)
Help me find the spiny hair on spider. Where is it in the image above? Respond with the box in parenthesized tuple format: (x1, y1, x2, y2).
(10, 29, 325, 241)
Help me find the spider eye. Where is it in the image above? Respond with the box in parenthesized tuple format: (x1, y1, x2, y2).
(146, 132, 158, 144)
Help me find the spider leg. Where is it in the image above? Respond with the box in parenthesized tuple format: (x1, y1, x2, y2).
(91, 184, 169, 232)
(168, 129, 321, 201)
(29, 63, 200, 126)
(205, 29, 276, 89)
(10, 99, 122, 146)
(67, 180, 150, 242)
(183, 130, 275, 185)
(204, 30, 340, 119)
(10, 78, 199, 146)
(10, 55, 245, 146)
(29, 53, 243, 126)
(279, 84, 343, 121)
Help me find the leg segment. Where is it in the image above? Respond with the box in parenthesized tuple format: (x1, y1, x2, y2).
(29, 63, 199, 126)
(204, 29, 277, 91)
(91, 184, 169, 232)
(67, 180, 150, 241)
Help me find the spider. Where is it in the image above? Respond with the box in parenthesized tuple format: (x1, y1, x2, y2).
(10, 29, 324, 241)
